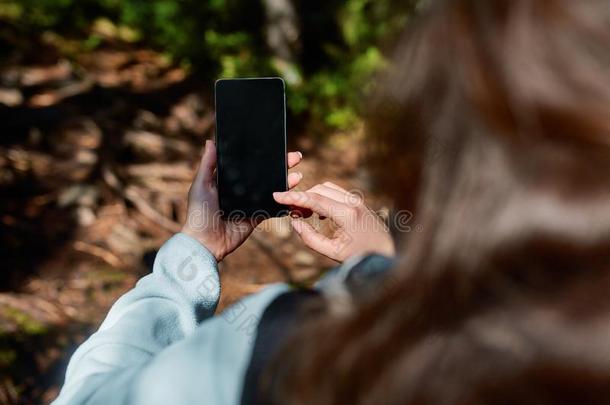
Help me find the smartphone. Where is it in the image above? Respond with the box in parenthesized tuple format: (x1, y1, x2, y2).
(215, 77, 288, 219)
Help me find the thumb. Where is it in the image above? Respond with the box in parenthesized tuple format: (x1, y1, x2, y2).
(291, 219, 337, 260)
(195, 140, 217, 185)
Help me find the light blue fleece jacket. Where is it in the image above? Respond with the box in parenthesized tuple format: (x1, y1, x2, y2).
(52, 233, 290, 405)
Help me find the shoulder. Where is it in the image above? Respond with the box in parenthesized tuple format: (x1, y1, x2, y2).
(129, 284, 290, 405)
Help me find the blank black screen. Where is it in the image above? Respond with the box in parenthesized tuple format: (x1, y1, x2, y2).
(215, 78, 287, 218)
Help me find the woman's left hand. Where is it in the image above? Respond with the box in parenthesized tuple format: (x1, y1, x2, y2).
(181, 140, 304, 261)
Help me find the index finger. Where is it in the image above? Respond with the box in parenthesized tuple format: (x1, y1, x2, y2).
(273, 191, 350, 225)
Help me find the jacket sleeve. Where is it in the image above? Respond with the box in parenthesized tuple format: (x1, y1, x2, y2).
(52, 233, 222, 404)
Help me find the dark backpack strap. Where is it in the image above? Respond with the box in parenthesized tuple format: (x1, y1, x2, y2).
(240, 289, 321, 405)
(240, 254, 394, 404)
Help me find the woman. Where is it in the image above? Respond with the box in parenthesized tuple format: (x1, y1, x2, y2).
(54, 0, 610, 404)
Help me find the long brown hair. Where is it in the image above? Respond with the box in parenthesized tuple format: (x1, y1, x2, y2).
(271, 0, 610, 403)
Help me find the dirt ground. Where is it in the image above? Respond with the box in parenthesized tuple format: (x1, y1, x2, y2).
(0, 41, 389, 404)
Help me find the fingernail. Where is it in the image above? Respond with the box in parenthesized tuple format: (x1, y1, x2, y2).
(296, 171, 303, 179)
(297, 151, 303, 159)
(291, 219, 302, 234)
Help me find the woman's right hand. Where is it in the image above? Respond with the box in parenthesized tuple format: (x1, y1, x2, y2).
(273, 182, 395, 262)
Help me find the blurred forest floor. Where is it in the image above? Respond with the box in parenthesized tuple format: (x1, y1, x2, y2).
(0, 37, 386, 403)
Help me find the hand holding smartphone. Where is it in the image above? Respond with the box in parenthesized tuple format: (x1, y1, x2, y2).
(181, 77, 303, 261)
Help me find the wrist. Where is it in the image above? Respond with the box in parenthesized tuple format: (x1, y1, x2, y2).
(180, 226, 226, 262)
(382, 238, 396, 257)
(378, 246, 396, 258)
(370, 236, 396, 258)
